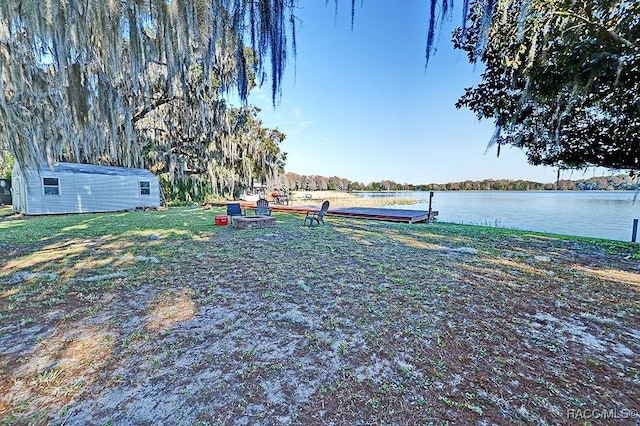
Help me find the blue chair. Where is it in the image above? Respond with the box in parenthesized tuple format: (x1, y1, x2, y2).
(227, 203, 245, 224)
(304, 200, 329, 226)
(255, 198, 272, 216)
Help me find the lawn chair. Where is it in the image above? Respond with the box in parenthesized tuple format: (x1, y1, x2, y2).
(227, 203, 245, 224)
(255, 198, 272, 216)
(304, 200, 329, 226)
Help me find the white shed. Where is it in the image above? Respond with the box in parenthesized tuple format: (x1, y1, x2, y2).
(12, 162, 160, 215)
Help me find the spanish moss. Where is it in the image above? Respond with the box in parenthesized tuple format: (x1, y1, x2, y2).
(0, 0, 293, 197)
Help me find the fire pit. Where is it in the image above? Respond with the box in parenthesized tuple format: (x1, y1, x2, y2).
(233, 216, 276, 229)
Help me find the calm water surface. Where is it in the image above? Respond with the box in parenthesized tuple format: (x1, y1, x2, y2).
(355, 191, 640, 241)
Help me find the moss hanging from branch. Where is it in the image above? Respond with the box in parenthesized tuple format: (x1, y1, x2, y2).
(0, 0, 295, 178)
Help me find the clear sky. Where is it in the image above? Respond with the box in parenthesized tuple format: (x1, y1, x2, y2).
(246, 0, 610, 185)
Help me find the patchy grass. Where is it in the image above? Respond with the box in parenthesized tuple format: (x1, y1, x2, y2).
(1, 207, 639, 425)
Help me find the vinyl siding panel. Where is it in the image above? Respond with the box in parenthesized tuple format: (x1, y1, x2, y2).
(13, 162, 160, 215)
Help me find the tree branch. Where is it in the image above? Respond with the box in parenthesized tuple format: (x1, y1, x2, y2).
(132, 95, 175, 123)
(551, 10, 635, 49)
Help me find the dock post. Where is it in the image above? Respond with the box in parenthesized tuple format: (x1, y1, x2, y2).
(428, 191, 434, 222)
(633, 219, 639, 243)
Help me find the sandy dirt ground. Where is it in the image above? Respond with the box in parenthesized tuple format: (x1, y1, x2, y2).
(1, 207, 639, 424)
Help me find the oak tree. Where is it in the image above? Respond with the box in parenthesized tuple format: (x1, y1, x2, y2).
(454, 0, 639, 171)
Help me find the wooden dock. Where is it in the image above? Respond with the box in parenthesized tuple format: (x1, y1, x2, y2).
(210, 202, 437, 224)
(328, 207, 437, 223)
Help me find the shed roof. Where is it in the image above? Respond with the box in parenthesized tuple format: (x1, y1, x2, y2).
(42, 162, 155, 178)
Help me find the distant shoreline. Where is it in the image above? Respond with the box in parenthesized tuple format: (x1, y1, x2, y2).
(347, 188, 639, 192)
(284, 172, 639, 192)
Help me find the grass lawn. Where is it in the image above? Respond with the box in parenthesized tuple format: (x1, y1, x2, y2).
(1, 206, 639, 424)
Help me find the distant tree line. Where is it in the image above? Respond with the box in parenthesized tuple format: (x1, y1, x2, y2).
(571, 175, 640, 191)
(284, 173, 640, 192)
(283, 173, 352, 192)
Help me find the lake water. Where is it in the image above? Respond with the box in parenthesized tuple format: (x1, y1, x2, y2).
(354, 191, 640, 242)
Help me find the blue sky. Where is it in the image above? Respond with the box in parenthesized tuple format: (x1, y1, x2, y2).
(246, 1, 609, 185)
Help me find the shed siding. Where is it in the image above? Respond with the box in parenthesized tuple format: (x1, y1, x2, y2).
(13, 162, 160, 215)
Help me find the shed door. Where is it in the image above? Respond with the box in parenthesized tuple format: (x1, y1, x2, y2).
(12, 176, 24, 212)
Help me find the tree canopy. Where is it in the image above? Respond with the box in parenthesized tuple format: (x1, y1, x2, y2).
(0, 0, 294, 197)
(1, 0, 638, 189)
(454, 0, 639, 171)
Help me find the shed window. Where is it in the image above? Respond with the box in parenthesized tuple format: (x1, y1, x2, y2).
(139, 181, 150, 195)
(43, 177, 59, 195)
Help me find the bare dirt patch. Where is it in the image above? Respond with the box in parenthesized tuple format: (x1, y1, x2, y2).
(1, 208, 639, 424)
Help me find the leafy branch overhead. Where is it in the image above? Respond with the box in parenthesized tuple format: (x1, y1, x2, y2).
(453, 0, 639, 171)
